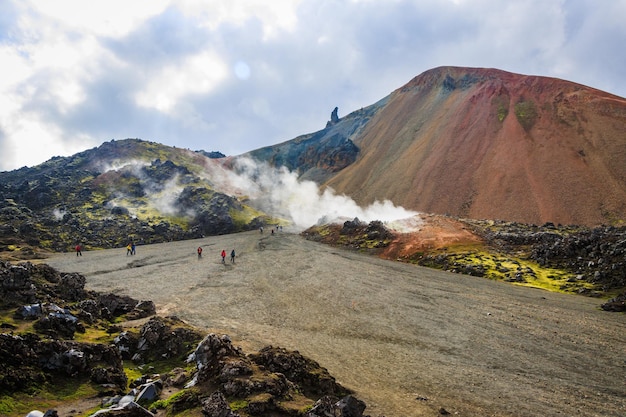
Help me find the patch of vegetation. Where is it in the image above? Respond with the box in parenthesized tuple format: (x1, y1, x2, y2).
(229, 398, 250, 411)
(514, 99, 538, 130)
(152, 388, 202, 414)
(72, 326, 115, 344)
(0, 375, 102, 417)
(492, 96, 509, 122)
(417, 248, 593, 294)
(230, 205, 268, 229)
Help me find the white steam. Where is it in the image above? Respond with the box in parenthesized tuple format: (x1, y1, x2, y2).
(95, 159, 186, 217)
(210, 157, 419, 230)
(145, 174, 185, 216)
(90, 155, 421, 232)
(52, 208, 66, 221)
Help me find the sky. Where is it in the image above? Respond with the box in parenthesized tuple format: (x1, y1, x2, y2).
(1, 0, 625, 172)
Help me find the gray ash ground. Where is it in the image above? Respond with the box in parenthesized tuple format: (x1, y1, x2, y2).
(47, 230, 626, 417)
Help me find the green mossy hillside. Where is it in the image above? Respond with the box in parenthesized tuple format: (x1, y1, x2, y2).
(0, 139, 274, 256)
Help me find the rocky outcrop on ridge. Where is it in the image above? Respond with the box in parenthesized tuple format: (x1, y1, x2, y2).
(245, 104, 384, 183)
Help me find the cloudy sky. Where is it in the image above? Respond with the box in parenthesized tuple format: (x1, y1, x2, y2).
(1, 0, 624, 171)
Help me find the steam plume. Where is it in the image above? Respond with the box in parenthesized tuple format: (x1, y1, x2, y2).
(209, 157, 419, 230)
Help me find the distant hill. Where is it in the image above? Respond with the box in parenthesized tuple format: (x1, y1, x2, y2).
(250, 66, 626, 227)
(0, 139, 271, 256)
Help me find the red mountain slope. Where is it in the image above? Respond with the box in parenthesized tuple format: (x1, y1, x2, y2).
(324, 66, 626, 226)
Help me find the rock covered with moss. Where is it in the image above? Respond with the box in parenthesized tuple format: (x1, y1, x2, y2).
(0, 333, 127, 393)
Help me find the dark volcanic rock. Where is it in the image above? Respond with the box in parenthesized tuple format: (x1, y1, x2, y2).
(245, 104, 377, 183)
(0, 333, 127, 392)
(457, 220, 626, 294)
(0, 139, 271, 253)
(129, 316, 203, 363)
(249, 346, 350, 397)
(201, 391, 239, 417)
(601, 293, 626, 312)
(306, 395, 367, 417)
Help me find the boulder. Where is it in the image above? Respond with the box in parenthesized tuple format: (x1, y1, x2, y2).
(306, 395, 366, 417)
(89, 400, 155, 416)
(57, 273, 87, 301)
(15, 303, 44, 320)
(601, 293, 626, 312)
(126, 300, 156, 320)
(335, 395, 367, 417)
(189, 334, 244, 384)
(249, 346, 349, 397)
(135, 380, 162, 404)
(98, 293, 140, 317)
(113, 331, 139, 360)
(201, 391, 239, 417)
(34, 308, 84, 339)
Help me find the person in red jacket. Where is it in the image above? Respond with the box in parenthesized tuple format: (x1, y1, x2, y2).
(221, 249, 226, 264)
(75, 244, 82, 256)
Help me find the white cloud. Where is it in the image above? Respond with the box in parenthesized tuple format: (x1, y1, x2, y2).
(176, 0, 301, 40)
(0, 116, 97, 170)
(0, 0, 624, 172)
(135, 51, 229, 113)
(23, 0, 170, 38)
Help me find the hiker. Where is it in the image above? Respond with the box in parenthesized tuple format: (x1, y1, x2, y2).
(126, 243, 132, 256)
(197, 246, 203, 258)
(131, 242, 136, 255)
(221, 249, 226, 264)
(230, 249, 236, 264)
(75, 244, 82, 256)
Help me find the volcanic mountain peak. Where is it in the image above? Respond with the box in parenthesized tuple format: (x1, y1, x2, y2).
(319, 66, 626, 227)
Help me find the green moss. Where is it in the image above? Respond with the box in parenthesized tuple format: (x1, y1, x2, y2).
(229, 205, 266, 229)
(514, 100, 538, 130)
(0, 397, 16, 415)
(318, 227, 332, 237)
(229, 398, 249, 411)
(0, 375, 102, 417)
(497, 106, 508, 122)
(72, 327, 115, 344)
(152, 388, 202, 414)
(434, 249, 593, 294)
(492, 96, 509, 122)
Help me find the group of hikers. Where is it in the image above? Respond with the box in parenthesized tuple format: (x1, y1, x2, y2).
(75, 241, 236, 264)
(260, 225, 282, 235)
(126, 242, 136, 255)
(75, 226, 283, 263)
(197, 246, 236, 263)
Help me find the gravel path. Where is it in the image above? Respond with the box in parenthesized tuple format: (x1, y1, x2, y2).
(46, 230, 626, 417)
